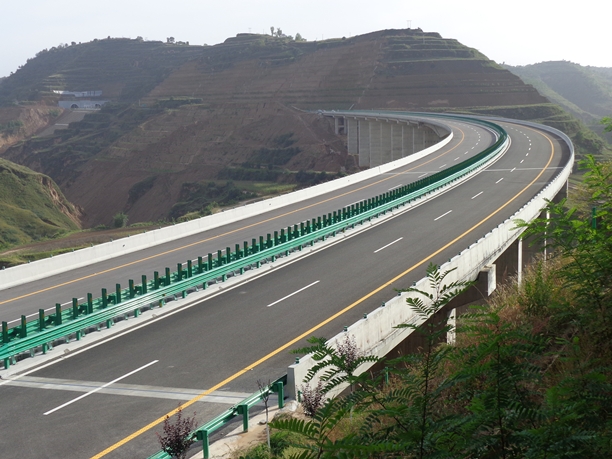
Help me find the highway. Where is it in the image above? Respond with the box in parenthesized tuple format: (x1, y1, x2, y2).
(0, 116, 571, 458)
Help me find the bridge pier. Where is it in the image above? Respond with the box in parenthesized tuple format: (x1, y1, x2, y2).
(336, 115, 449, 168)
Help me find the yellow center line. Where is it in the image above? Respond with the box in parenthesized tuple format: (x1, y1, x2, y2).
(2, 127, 468, 306)
(92, 128, 557, 458)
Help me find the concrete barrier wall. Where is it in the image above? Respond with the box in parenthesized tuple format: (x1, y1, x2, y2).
(0, 121, 453, 291)
(287, 121, 574, 399)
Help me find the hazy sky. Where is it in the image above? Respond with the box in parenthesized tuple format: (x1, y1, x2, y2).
(1, 0, 608, 78)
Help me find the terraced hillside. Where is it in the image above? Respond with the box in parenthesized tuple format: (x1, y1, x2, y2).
(145, 30, 544, 109)
(0, 28, 569, 228)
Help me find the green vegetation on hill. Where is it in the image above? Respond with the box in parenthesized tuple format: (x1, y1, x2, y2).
(506, 61, 612, 143)
(0, 158, 80, 250)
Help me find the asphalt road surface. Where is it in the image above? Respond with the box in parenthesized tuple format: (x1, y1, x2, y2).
(0, 117, 571, 459)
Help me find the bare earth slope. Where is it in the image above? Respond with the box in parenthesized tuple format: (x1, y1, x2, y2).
(1, 29, 550, 227)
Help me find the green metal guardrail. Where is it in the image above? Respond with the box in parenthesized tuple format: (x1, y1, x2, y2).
(147, 376, 286, 459)
(0, 116, 507, 370)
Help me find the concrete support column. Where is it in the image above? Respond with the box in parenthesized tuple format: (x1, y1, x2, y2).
(369, 121, 382, 167)
(447, 264, 497, 315)
(423, 127, 438, 149)
(391, 123, 402, 160)
(553, 179, 568, 203)
(334, 117, 340, 135)
(358, 120, 370, 167)
(403, 124, 415, 156)
(494, 238, 521, 285)
(381, 123, 392, 165)
(347, 118, 359, 156)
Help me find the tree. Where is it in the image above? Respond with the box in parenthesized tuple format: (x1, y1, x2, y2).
(167, 37, 175, 44)
(295, 33, 306, 42)
(601, 116, 612, 132)
(113, 212, 128, 228)
(257, 379, 272, 450)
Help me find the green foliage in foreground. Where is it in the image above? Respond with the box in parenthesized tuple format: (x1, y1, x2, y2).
(0, 158, 79, 251)
(264, 156, 612, 458)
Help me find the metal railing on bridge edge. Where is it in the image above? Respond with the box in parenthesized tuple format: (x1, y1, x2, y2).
(147, 376, 286, 459)
(0, 116, 507, 370)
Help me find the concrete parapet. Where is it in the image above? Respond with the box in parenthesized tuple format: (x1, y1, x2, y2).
(0, 117, 453, 291)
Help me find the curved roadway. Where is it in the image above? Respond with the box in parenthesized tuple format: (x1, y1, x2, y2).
(0, 115, 571, 459)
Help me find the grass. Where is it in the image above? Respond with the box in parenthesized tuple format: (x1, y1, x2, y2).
(235, 181, 296, 196)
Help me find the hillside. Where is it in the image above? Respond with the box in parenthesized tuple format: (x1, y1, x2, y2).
(506, 61, 612, 142)
(0, 28, 592, 228)
(0, 158, 81, 250)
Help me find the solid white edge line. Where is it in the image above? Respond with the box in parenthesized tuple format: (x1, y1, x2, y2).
(471, 191, 483, 199)
(418, 173, 428, 178)
(373, 237, 403, 254)
(43, 360, 159, 415)
(434, 210, 452, 221)
(266, 281, 320, 308)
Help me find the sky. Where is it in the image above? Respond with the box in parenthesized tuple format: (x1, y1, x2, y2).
(0, 0, 608, 78)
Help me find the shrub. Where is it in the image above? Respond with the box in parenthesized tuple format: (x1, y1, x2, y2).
(156, 407, 197, 459)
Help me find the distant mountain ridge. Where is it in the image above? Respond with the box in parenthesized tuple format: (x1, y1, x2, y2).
(505, 61, 612, 141)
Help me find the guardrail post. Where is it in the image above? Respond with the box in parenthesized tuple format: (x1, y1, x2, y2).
(129, 280, 135, 298)
(286, 226, 292, 241)
(217, 250, 223, 266)
(142, 275, 148, 294)
(272, 381, 284, 408)
(102, 288, 108, 308)
(300, 222, 305, 236)
(196, 430, 210, 459)
(72, 300, 79, 319)
(237, 404, 249, 432)
(55, 304, 62, 325)
(198, 256, 204, 273)
(259, 236, 264, 251)
(244, 241, 249, 256)
(208, 253, 213, 270)
(293, 224, 298, 238)
(235, 244, 241, 259)
(39, 309, 45, 331)
(187, 259, 193, 277)
(2, 321, 8, 344)
(87, 293, 93, 314)
(266, 234, 272, 248)
(115, 284, 122, 303)
(274, 231, 279, 245)
(251, 238, 257, 253)
(165, 268, 171, 286)
(226, 247, 231, 262)
(3, 357, 9, 370)
(154, 272, 160, 289)
(177, 263, 183, 281)
(20, 315, 27, 338)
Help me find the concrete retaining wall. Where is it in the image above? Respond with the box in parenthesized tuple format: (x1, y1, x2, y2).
(0, 121, 453, 291)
